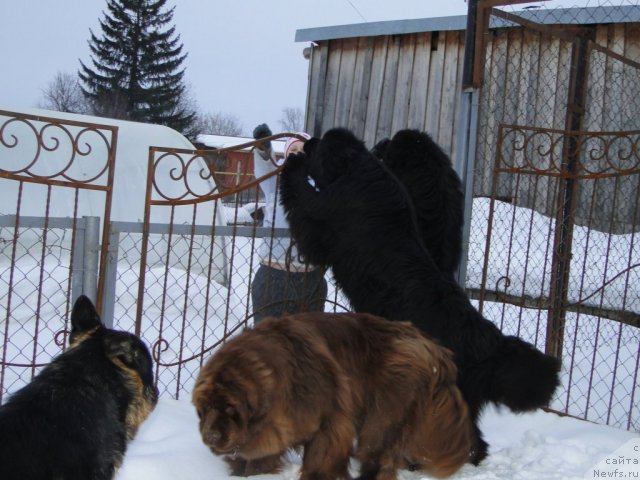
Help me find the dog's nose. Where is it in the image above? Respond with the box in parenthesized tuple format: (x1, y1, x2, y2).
(205, 430, 221, 445)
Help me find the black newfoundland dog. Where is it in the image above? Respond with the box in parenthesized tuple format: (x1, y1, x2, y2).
(373, 129, 464, 278)
(279, 127, 560, 465)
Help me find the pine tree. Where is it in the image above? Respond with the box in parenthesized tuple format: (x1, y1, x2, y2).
(79, 0, 196, 135)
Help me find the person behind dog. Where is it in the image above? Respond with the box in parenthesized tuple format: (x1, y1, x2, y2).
(250, 123, 327, 323)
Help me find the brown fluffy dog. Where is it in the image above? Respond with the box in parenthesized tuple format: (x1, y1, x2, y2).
(192, 312, 473, 480)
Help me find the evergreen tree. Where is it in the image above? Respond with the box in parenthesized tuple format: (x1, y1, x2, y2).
(79, 0, 196, 135)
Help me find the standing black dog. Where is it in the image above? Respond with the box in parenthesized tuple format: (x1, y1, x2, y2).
(0, 295, 158, 480)
(373, 129, 464, 278)
(279, 128, 560, 465)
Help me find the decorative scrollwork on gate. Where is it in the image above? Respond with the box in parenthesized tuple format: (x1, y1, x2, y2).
(0, 110, 116, 186)
(498, 124, 640, 177)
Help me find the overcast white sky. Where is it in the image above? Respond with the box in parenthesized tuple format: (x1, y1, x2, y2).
(0, 0, 633, 136)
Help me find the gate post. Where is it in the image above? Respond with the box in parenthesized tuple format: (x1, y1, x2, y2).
(82, 216, 101, 305)
(100, 225, 120, 329)
(455, 0, 481, 289)
(546, 33, 592, 360)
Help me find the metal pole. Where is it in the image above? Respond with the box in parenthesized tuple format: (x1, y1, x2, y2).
(100, 226, 120, 329)
(82, 216, 100, 305)
(547, 33, 591, 359)
(455, 0, 481, 288)
(462, 0, 479, 89)
(71, 217, 85, 304)
(455, 89, 481, 288)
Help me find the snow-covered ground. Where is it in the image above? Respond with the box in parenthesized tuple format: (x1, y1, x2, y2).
(116, 397, 639, 480)
(467, 198, 640, 314)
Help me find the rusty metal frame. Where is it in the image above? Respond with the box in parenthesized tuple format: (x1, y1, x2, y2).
(0, 110, 118, 315)
(0, 110, 118, 401)
(134, 133, 315, 396)
(469, 1, 640, 88)
(468, 3, 640, 431)
(468, 1, 551, 88)
(473, 5, 640, 359)
(483, 123, 640, 429)
(482, 123, 640, 321)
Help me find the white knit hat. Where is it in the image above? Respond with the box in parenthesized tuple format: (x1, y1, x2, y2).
(284, 132, 311, 158)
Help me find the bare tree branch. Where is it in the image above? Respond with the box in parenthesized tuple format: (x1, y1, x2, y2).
(279, 107, 304, 132)
(197, 111, 243, 136)
(39, 71, 88, 114)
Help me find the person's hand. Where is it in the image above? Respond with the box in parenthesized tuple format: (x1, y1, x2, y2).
(253, 123, 272, 151)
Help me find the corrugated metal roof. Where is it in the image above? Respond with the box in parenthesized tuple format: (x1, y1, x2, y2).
(295, 5, 640, 43)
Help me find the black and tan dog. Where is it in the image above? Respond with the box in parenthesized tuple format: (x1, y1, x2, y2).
(0, 295, 158, 480)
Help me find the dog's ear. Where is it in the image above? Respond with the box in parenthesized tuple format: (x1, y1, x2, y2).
(105, 332, 138, 366)
(104, 332, 154, 381)
(70, 295, 103, 342)
(371, 138, 390, 160)
(303, 137, 320, 157)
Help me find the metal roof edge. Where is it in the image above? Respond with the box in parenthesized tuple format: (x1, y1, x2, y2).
(295, 15, 466, 43)
(295, 5, 640, 43)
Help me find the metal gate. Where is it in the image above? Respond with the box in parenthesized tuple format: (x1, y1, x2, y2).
(0, 110, 117, 401)
(468, 5, 640, 430)
(133, 135, 348, 398)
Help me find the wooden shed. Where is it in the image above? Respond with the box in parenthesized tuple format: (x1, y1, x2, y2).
(295, 6, 640, 207)
(295, 5, 640, 433)
(297, 14, 468, 158)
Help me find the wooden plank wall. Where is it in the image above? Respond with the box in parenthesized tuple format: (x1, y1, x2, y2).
(475, 26, 573, 216)
(476, 23, 640, 232)
(304, 22, 639, 231)
(306, 30, 465, 156)
(578, 23, 640, 233)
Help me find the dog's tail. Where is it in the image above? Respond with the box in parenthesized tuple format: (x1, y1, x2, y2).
(486, 335, 560, 412)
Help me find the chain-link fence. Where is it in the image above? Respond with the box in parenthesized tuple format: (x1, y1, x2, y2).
(0, 213, 350, 402)
(1, 4, 639, 434)
(467, 3, 640, 431)
(105, 222, 349, 399)
(0, 109, 117, 403)
(0, 219, 73, 399)
(128, 137, 356, 399)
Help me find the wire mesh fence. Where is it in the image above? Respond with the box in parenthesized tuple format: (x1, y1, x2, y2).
(134, 137, 354, 398)
(107, 223, 349, 400)
(0, 220, 71, 398)
(467, 2, 640, 431)
(0, 109, 117, 403)
(1, 3, 639, 435)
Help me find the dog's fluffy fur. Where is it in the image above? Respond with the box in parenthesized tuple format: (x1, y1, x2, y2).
(373, 129, 464, 277)
(0, 295, 158, 480)
(279, 128, 560, 464)
(192, 312, 473, 480)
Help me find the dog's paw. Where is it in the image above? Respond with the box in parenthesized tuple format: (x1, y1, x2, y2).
(284, 150, 306, 168)
(282, 151, 307, 176)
